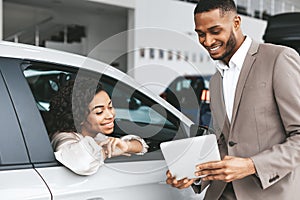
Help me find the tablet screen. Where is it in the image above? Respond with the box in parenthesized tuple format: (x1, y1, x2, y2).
(160, 134, 220, 180)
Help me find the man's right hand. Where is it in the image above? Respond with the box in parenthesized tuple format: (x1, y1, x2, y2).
(166, 170, 196, 189)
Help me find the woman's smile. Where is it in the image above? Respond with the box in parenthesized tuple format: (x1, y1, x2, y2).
(100, 120, 114, 129)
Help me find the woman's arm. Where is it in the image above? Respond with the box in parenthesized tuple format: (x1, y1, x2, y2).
(121, 135, 149, 155)
(101, 135, 149, 158)
(51, 132, 105, 175)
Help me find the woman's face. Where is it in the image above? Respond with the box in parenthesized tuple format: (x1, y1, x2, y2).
(82, 90, 116, 136)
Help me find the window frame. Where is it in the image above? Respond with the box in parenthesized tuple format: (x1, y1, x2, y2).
(21, 60, 188, 163)
(0, 58, 56, 168)
(0, 68, 31, 170)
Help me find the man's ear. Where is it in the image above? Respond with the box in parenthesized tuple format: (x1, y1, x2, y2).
(233, 15, 241, 30)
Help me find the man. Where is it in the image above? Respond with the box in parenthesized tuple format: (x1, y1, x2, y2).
(166, 0, 300, 199)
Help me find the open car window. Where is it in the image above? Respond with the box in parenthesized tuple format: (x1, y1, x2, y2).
(22, 62, 186, 161)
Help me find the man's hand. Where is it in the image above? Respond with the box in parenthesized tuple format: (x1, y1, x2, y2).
(195, 156, 256, 182)
(166, 170, 197, 189)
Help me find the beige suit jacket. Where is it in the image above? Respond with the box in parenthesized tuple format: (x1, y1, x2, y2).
(204, 41, 300, 200)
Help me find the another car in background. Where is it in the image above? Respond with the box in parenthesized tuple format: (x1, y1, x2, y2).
(263, 12, 300, 53)
(160, 75, 211, 127)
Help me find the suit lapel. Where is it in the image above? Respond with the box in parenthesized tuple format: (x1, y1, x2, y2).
(214, 72, 230, 137)
(219, 76, 230, 136)
(230, 41, 260, 130)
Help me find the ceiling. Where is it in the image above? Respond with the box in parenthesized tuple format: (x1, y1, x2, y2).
(4, 0, 300, 15)
(3, 0, 128, 15)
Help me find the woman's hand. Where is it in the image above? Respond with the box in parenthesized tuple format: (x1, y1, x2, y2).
(99, 137, 131, 158)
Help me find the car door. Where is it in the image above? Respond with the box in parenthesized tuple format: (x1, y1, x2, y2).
(18, 61, 199, 200)
(0, 58, 51, 199)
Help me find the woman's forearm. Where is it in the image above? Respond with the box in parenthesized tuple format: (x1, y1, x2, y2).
(126, 140, 143, 153)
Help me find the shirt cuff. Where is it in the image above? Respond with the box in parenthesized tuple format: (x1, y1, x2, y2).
(81, 136, 105, 164)
(193, 178, 202, 185)
(121, 134, 149, 155)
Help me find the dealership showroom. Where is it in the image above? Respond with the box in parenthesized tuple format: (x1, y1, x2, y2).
(0, 0, 300, 200)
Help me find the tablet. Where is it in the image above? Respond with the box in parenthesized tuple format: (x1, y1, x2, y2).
(160, 134, 220, 180)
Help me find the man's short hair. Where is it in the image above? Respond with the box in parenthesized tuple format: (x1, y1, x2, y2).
(194, 0, 237, 16)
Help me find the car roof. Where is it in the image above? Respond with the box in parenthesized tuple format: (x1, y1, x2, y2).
(177, 74, 211, 79)
(0, 41, 193, 126)
(0, 41, 137, 88)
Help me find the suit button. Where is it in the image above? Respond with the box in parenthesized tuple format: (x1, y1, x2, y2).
(228, 141, 237, 147)
(269, 175, 279, 183)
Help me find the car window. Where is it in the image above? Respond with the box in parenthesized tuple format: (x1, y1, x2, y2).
(24, 69, 74, 112)
(0, 70, 30, 169)
(100, 75, 183, 154)
(22, 62, 186, 161)
(102, 79, 174, 127)
(176, 79, 191, 91)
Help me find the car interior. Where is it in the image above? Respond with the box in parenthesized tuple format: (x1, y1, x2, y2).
(22, 62, 185, 155)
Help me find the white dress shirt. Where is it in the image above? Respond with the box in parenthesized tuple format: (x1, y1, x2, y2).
(215, 36, 252, 123)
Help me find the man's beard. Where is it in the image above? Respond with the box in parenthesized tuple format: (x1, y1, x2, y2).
(213, 30, 236, 62)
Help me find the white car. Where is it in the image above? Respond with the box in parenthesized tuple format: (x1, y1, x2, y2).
(0, 41, 206, 200)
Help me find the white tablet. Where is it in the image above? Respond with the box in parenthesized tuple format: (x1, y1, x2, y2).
(160, 134, 220, 180)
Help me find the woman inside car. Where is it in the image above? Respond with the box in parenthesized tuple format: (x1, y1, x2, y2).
(49, 77, 148, 175)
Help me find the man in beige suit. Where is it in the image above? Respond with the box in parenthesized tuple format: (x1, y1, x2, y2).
(166, 0, 300, 199)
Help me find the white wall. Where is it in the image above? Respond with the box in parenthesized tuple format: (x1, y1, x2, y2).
(2, 0, 268, 95)
(132, 0, 215, 94)
(131, 0, 267, 94)
(3, 2, 128, 71)
(240, 15, 267, 43)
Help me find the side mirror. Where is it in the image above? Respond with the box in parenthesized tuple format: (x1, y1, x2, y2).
(190, 124, 215, 137)
(128, 97, 140, 110)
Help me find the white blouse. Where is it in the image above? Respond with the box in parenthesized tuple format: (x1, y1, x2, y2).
(51, 132, 148, 175)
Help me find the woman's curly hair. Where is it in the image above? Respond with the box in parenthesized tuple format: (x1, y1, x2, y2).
(49, 77, 104, 135)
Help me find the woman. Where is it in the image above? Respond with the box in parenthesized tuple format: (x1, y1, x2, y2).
(49, 77, 148, 175)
